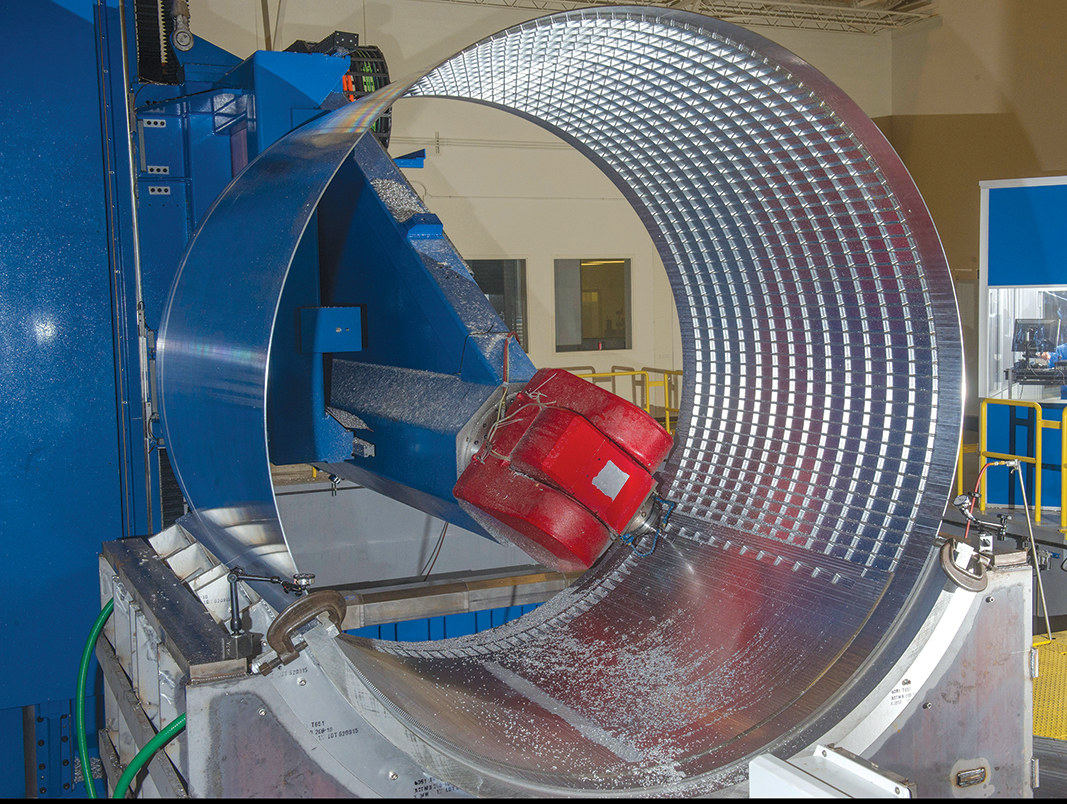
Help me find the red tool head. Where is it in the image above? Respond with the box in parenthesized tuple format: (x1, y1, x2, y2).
(454, 369, 674, 571)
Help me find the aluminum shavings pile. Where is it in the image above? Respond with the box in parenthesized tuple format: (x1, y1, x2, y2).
(371, 178, 426, 222)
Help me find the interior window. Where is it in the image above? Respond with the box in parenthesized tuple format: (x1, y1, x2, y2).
(468, 259, 528, 350)
(555, 258, 631, 352)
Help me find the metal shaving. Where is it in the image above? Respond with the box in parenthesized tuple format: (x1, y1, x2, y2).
(370, 178, 426, 222)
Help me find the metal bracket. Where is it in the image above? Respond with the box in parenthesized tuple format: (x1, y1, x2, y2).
(257, 590, 347, 676)
(226, 566, 315, 635)
(939, 539, 990, 592)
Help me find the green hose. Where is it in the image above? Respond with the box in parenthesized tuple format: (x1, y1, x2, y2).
(77, 598, 187, 798)
(111, 712, 187, 798)
(76, 598, 114, 799)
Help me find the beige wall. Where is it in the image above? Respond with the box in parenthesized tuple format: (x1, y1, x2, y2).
(194, 0, 538, 70)
(194, 1, 895, 385)
(390, 97, 680, 377)
(193, 1, 1067, 416)
(883, 0, 1067, 419)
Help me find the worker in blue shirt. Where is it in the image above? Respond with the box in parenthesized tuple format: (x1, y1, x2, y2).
(1040, 344, 1067, 399)
(1041, 344, 1067, 364)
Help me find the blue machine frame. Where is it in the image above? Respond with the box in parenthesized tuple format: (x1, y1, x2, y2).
(0, 1, 433, 794)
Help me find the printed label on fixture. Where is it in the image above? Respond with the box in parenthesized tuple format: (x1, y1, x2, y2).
(592, 461, 629, 501)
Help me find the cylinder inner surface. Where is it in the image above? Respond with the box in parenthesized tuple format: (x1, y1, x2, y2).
(326, 7, 962, 795)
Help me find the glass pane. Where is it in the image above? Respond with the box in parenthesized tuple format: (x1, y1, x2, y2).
(555, 258, 630, 352)
(554, 259, 582, 350)
(986, 286, 1067, 400)
(468, 259, 528, 350)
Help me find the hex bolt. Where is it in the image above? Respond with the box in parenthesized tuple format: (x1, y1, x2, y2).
(922, 702, 932, 710)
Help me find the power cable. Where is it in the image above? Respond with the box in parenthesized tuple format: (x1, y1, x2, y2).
(420, 520, 449, 579)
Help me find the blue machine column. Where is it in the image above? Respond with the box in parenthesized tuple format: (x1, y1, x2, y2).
(0, 3, 124, 795)
(0, 1, 394, 794)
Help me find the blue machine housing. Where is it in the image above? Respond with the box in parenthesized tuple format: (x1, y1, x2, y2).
(310, 135, 535, 522)
(2, 2, 528, 794)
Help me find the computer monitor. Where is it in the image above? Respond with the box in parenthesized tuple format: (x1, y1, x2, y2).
(1012, 318, 1061, 354)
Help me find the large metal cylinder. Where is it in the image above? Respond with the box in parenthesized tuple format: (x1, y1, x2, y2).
(158, 7, 962, 795)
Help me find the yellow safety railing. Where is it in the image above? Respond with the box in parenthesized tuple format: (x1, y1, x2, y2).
(571, 370, 653, 415)
(570, 368, 682, 434)
(978, 398, 1067, 531)
(644, 368, 682, 434)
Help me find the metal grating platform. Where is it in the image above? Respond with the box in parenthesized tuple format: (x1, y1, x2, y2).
(1036, 632, 1067, 740)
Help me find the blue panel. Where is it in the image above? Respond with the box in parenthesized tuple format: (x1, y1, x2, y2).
(346, 604, 544, 642)
(445, 612, 477, 638)
(396, 619, 431, 642)
(173, 35, 243, 83)
(185, 107, 237, 228)
(28, 697, 105, 799)
(983, 402, 1064, 508)
(0, 0, 123, 709)
(474, 610, 493, 632)
(33, 700, 74, 798)
(267, 220, 353, 465)
(137, 173, 192, 321)
(299, 307, 364, 353)
(988, 183, 1067, 287)
(394, 149, 426, 168)
(428, 617, 446, 640)
(0, 707, 25, 798)
(250, 51, 351, 151)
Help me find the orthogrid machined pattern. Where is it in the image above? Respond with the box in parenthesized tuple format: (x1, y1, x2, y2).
(407, 9, 958, 577)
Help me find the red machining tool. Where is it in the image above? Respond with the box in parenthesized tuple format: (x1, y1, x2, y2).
(454, 368, 674, 572)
